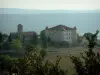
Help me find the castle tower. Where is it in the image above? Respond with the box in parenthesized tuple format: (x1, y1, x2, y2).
(45, 26, 49, 30)
(17, 24, 23, 41)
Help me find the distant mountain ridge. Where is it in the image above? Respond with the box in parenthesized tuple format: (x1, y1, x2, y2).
(0, 8, 100, 14)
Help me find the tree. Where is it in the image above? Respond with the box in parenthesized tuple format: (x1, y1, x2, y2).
(35, 45, 42, 53)
(40, 30, 48, 49)
(8, 34, 12, 43)
(60, 41, 69, 47)
(13, 53, 67, 75)
(25, 44, 42, 54)
(0, 32, 3, 43)
(83, 32, 98, 42)
(11, 39, 22, 52)
(0, 32, 3, 50)
(32, 33, 39, 46)
(40, 49, 47, 60)
(0, 49, 67, 75)
(25, 44, 35, 53)
(47, 37, 51, 43)
(3, 34, 8, 37)
(70, 30, 100, 75)
(47, 37, 53, 46)
(77, 34, 82, 44)
(2, 33, 8, 41)
(0, 55, 18, 75)
(2, 42, 11, 50)
(0, 33, 10, 50)
(0, 32, 8, 43)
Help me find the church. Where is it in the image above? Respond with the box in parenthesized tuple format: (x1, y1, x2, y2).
(10, 24, 37, 44)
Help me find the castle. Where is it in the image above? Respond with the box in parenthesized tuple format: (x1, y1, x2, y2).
(45, 25, 77, 45)
(10, 24, 77, 45)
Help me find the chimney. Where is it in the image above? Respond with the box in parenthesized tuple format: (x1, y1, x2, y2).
(74, 26, 77, 30)
(45, 26, 49, 30)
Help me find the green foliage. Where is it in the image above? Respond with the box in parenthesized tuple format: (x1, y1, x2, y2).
(11, 39, 22, 52)
(40, 30, 48, 49)
(40, 49, 47, 60)
(8, 34, 12, 42)
(2, 42, 11, 50)
(0, 32, 8, 43)
(14, 53, 67, 75)
(32, 33, 39, 46)
(0, 44, 2, 50)
(25, 44, 42, 54)
(3, 34, 8, 38)
(35, 45, 42, 53)
(0, 32, 8, 50)
(0, 50, 67, 75)
(0, 55, 13, 70)
(0, 32, 3, 43)
(70, 30, 100, 75)
(60, 41, 69, 47)
(25, 44, 36, 52)
(47, 37, 51, 43)
(84, 32, 98, 43)
(52, 41, 69, 48)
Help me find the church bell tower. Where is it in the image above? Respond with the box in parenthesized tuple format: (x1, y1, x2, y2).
(17, 24, 23, 41)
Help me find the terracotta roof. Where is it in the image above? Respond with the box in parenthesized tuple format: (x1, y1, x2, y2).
(18, 24, 22, 26)
(23, 31, 36, 36)
(10, 31, 36, 37)
(48, 25, 76, 30)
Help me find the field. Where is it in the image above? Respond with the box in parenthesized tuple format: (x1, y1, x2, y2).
(1, 47, 100, 75)
(44, 47, 99, 75)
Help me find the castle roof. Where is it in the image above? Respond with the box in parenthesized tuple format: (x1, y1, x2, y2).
(10, 31, 37, 39)
(23, 31, 37, 36)
(47, 25, 76, 30)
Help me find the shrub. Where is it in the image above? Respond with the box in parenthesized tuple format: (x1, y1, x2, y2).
(0, 55, 13, 71)
(60, 41, 69, 47)
(25, 44, 42, 54)
(0, 50, 67, 75)
(25, 44, 35, 52)
(40, 49, 47, 60)
(70, 30, 100, 75)
(2, 42, 11, 50)
(11, 39, 22, 52)
(15, 52, 67, 75)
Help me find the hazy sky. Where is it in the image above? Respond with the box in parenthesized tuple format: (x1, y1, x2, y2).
(0, 0, 100, 10)
(0, 0, 100, 39)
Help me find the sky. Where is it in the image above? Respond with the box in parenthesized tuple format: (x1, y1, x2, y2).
(0, 0, 100, 10)
(0, 0, 100, 39)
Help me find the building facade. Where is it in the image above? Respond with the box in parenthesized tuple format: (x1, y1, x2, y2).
(10, 24, 37, 44)
(45, 25, 77, 44)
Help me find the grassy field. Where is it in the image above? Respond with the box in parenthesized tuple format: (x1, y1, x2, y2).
(1, 47, 99, 75)
(44, 47, 89, 75)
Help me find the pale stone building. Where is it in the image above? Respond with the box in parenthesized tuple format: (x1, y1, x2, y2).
(44, 25, 77, 45)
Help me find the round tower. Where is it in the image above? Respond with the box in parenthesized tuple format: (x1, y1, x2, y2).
(18, 24, 23, 33)
(17, 24, 23, 41)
